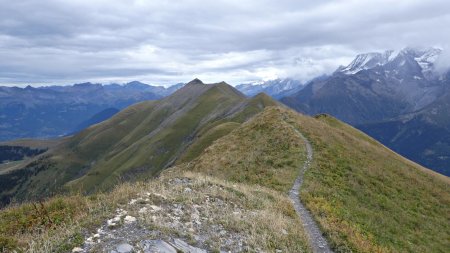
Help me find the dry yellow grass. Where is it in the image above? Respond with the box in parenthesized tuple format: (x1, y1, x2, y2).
(1, 169, 311, 252)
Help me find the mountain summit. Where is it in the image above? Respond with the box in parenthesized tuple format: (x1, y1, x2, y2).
(0, 80, 277, 203)
(281, 47, 450, 176)
(186, 78, 205, 86)
(337, 47, 442, 78)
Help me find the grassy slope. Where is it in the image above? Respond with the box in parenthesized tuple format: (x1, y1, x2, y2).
(285, 111, 450, 252)
(4, 83, 279, 202)
(186, 106, 449, 252)
(185, 105, 305, 193)
(66, 84, 267, 192)
(0, 105, 310, 251)
(2, 103, 448, 252)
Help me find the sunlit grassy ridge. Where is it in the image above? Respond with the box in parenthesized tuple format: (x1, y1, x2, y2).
(285, 110, 450, 252)
(1, 88, 448, 252)
(182, 106, 450, 252)
(2, 82, 278, 203)
(185, 106, 305, 193)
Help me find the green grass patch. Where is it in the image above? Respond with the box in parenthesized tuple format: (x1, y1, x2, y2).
(186, 106, 305, 193)
(286, 109, 450, 252)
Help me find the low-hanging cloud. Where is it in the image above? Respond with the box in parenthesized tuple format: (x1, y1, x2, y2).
(0, 0, 449, 86)
(435, 45, 450, 74)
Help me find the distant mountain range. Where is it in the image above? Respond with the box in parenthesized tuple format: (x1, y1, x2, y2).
(1, 47, 449, 177)
(235, 78, 304, 98)
(0, 79, 277, 203)
(281, 47, 450, 176)
(0, 81, 183, 141)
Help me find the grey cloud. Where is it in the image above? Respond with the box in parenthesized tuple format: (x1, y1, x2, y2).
(0, 0, 449, 86)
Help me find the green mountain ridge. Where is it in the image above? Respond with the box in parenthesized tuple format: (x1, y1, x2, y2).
(0, 80, 448, 253)
(0, 79, 278, 203)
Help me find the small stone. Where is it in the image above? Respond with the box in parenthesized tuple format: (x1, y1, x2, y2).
(107, 217, 121, 227)
(281, 229, 288, 235)
(140, 240, 177, 253)
(93, 233, 100, 238)
(150, 205, 162, 212)
(124, 215, 137, 224)
(72, 247, 83, 253)
(276, 249, 282, 253)
(152, 193, 167, 199)
(116, 243, 133, 253)
(139, 207, 148, 213)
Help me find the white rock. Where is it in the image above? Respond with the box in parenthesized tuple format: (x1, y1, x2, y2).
(141, 240, 177, 253)
(172, 238, 207, 253)
(152, 193, 167, 199)
(107, 222, 117, 228)
(124, 215, 137, 224)
(116, 243, 133, 253)
(72, 247, 83, 253)
(107, 216, 121, 227)
(139, 207, 148, 213)
(93, 233, 100, 238)
(149, 205, 162, 212)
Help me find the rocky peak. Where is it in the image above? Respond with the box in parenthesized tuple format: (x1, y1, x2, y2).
(338, 47, 442, 77)
(186, 78, 205, 86)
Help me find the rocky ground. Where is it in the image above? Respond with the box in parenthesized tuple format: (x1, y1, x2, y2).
(71, 172, 309, 253)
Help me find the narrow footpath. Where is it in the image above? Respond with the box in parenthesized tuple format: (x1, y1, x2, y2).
(289, 128, 333, 253)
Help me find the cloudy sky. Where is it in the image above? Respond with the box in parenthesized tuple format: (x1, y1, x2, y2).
(0, 0, 449, 86)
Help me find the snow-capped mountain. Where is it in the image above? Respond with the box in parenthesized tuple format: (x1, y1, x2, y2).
(236, 78, 303, 98)
(338, 47, 442, 78)
(281, 47, 450, 177)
